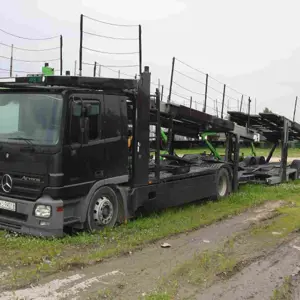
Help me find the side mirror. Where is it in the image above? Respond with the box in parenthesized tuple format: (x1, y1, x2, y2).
(72, 103, 82, 117)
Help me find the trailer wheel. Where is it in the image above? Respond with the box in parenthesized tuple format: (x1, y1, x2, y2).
(215, 168, 231, 199)
(290, 160, 300, 179)
(85, 186, 119, 232)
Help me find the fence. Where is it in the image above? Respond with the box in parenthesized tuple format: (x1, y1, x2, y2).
(166, 57, 255, 118)
(78, 14, 142, 78)
(0, 28, 63, 77)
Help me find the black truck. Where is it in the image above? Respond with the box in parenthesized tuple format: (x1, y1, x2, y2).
(0, 68, 254, 237)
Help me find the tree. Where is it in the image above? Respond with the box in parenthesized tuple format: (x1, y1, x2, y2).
(263, 107, 272, 113)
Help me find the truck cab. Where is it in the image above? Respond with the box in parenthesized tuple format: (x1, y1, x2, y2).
(0, 76, 130, 236)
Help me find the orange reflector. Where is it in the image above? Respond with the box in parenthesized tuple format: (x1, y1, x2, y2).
(56, 206, 64, 212)
(149, 181, 152, 184)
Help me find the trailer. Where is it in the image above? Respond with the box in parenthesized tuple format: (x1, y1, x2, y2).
(0, 68, 255, 237)
(228, 111, 300, 184)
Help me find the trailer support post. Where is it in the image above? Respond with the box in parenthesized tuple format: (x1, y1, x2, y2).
(131, 66, 151, 187)
(167, 57, 175, 103)
(280, 118, 290, 182)
(9, 44, 13, 78)
(79, 14, 83, 76)
(293, 96, 298, 122)
(155, 88, 161, 181)
(60, 35, 63, 76)
(232, 134, 240, 192)
(203, 74, 208, 112)
(221, 84, 226, 119)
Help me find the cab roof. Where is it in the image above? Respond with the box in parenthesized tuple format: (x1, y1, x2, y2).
(0, 75, 138, 92)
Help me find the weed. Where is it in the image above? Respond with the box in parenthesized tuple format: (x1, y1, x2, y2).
(270, 276, 293, 300)
(1, 182, 300, 288)
(143, 292, 171, 300)
(175, 147, 300, 158)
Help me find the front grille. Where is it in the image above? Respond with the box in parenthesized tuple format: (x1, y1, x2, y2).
(0, 172, 44, 201)
(0, 209, 28, 221)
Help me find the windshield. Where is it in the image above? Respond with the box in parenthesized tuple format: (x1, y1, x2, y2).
(0, 93, 63, 145)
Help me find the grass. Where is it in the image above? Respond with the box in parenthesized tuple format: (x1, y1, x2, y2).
(2, 182, 300, 288)
(87, 288, 115, 300)
(270, 277, 293, 300)
(175, 147, 300, 158)
(143, 293, 171, 300)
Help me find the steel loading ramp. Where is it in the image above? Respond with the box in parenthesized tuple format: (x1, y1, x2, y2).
(151, 100, 256, 141)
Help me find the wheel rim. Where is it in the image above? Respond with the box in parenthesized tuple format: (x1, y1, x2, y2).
(93, 196, 114, 226)
(218, 174, 227, 197)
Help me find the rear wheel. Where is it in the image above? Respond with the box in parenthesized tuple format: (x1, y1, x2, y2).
(214, 167, 231, 200)
(85, 186, 119, 232)
(290, 160, 300, 179)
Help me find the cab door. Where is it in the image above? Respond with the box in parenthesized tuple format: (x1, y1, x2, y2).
(62, 93, 105, 197)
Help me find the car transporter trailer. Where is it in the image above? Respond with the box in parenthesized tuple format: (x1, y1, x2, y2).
(0, 67, 268, 237)
(228, 111, 300, 184)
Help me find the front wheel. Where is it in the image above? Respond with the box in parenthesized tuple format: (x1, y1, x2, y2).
(85, 186, 119, 232)
(214, 167, 232, 200)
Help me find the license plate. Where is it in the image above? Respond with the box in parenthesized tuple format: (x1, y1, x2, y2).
(0, 200, 16, 211)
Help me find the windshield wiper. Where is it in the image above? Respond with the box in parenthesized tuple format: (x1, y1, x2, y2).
(8, 137, 34, 144)
(8, 137, 36, 151)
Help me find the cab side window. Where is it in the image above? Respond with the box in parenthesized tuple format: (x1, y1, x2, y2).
(70, 98, 101, 144)
(88, 103, 100, 140)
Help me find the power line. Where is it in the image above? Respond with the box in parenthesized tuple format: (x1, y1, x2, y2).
(101, 65, 137, 78)
(206, 74, 223, 86)
(0, 41, 60, 51)
(226, 85, 244, 96)
(0, 67, 59, 73)
(0, 55, 60, 63)
(175, 58, 206, 76)
(171, 90, 191, 101)
(83, 31, 138, 41)
(175, 57, 250, 98)
(83, 15, 139, 27)
(82, 46, 138, 55)
(0, 28, 59, 40)
(82, 62, 138, 78)
(151, 81, 170, 91)
(173, 81, 205, 96)
(82, 61, 138, 68)
(207, 84, 223, 96)
(0, 67, 38, 73)
(174, 70, 206, 85)
(225, 94, 239, 103)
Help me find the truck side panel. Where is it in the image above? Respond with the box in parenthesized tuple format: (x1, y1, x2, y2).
(129, 172, 217, 214)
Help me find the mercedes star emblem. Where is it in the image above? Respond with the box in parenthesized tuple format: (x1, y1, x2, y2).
(1, 174, 13, 193)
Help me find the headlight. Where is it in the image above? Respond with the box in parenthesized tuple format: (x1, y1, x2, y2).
(34, 205, 51, 218)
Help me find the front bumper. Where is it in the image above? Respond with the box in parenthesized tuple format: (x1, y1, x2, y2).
(0, 194, 64, 237)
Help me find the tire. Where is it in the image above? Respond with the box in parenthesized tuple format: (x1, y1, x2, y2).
(214, 167, 231, 200)
(254, 156, 266, 165)
(85, 186, 119, 232)
(290, 160, 300, 179)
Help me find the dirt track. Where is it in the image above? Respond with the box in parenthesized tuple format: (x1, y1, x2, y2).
(2, 200, 299, 300)
(196, 237, 300, 300)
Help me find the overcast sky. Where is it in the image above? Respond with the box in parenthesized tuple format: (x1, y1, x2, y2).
(1, 0, 300, 120)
